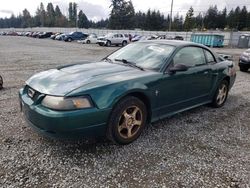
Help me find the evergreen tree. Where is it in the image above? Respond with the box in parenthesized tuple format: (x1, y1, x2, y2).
(204, 6, 218, 29)
(184, 7, 194, 31)
(247, 12, 250, 29)
(68, 2, 73, 23)
(21, 9, 32, 28)
(78, 10, 89, 28)
(234, 6, 241, 30)
(46, 3, 55, 27)
(109, 0, 135, 29)
(219, 7, 227, 29)
(38, 2, 46, 27)
(227, 9, 235, 29)
(54, 5, 68, 27)
(239, 6, 248, 30)
(73, 2, 77, 26)
(172, 14, 183, 31)
(194, 13, 203, 30)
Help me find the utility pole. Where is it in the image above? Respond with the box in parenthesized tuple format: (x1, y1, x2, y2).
(169, 0, 174, 31)
(75, 4, 78, 31)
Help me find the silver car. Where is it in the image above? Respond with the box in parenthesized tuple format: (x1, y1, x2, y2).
(239, 48, 250, 72)
(97, 33, 129, 47)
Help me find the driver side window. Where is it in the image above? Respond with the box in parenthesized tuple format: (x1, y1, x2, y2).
(173, 47, 206, 67)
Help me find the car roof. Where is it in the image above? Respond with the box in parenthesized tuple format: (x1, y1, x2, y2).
(138, 40, 205, 48)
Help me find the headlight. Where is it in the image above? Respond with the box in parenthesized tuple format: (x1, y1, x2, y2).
(41, 96, 92, 110)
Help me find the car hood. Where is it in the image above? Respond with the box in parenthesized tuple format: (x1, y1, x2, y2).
(26, 61, 156, 96)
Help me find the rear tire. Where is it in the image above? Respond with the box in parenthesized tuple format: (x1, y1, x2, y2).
(86, 40, 90, 44)
(211, 80, 229, 108)
(107, 96, 147, 145)
(122, 40, 127, 46)
(239, 65, 249, 72)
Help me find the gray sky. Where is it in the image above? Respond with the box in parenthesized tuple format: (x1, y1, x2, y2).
(0, 0, 250, 21)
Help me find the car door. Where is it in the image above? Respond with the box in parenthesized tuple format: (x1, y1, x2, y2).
(156, 46, 214, 117)
(118, 34, 124, 44)
(112, 34, 119, 44)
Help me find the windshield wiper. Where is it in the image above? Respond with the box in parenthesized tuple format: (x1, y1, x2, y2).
(103, 57, 114, 63)
(114, 59, 144, 71)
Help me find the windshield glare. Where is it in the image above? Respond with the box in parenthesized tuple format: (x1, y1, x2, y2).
(108, 42, 175, 71)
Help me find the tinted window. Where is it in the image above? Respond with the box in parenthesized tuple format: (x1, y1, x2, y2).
(204, 50, 215, 63)
(173, 47, 206, 67)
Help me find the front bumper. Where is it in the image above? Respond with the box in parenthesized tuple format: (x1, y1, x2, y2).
(239, 57, 250, 67)
(97, 40, 107, 45)
(19, 89, 111, 139)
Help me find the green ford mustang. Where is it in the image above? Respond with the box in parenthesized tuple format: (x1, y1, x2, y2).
(19, 40, 236, 144)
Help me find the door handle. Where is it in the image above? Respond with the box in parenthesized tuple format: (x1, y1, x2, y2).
(203, 71, 209, 74)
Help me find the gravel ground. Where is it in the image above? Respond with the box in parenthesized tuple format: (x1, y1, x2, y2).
(0, 36, 250, 188)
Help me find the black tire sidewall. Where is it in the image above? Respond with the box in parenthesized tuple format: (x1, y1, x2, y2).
(0, 75, 2, 89)
(239, 65, 248, 72)
(106, 40, 111, 47)
(107, 96, 147, 144)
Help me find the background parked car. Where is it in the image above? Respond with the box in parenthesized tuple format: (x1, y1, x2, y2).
(97, 33, 129, 47)
(78, 33, 98, 44)
(64, 32, 88, 42)
(55, 33, 66, 41)
(38, 32, 53, 39)
(174, 36, 184, 40)
(50, 32, 62, 40)
(6, 31, 18, 36)
(239, 48, 250, 72)
(31, 32, 42, 38)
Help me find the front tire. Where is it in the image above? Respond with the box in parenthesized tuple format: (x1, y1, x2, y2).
(67, 38, 72, 42)
(211, 80, 229, 108)
(106, 40, 111, 47)
(107, 96, 147, 145)
(86, 40, 90, 44)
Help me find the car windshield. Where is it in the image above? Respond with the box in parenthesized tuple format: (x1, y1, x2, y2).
(107, 42, 175, 71)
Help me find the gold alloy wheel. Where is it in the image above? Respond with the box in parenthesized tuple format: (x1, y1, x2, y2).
(118, 106, 143, 139)
(216, 83, 228, 105)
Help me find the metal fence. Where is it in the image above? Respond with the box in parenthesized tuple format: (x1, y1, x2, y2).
(1, 27, 250, 47)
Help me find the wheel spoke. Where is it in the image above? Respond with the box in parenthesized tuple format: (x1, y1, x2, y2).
(131, 107, 140, 118)
(133, 119, 142, 126)
(123, 111, 130, 119)
(127, 127, 132, 138)
(118, 122, 127, 132)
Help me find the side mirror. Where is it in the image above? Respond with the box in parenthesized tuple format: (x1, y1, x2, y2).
(169, 64, 189, 74)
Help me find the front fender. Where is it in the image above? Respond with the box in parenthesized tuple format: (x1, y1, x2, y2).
(89, 82, 150, 109)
